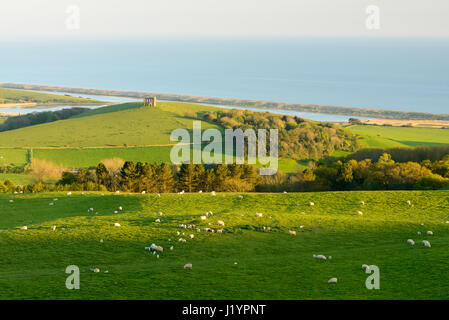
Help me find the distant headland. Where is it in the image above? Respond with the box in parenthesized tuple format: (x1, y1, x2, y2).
(1, 82, 448, 121)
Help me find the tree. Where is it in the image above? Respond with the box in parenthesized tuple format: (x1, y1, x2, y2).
(178, 163, 197, 192)
(158, 163, 175, 193)
(96, 163, 109, 186)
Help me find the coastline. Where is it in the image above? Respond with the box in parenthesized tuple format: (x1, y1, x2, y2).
(1, 82, 448, 121)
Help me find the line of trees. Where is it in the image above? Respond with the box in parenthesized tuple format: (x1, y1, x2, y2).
(0, 107, 88, 132)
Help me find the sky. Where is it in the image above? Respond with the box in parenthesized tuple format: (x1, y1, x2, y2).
(1, 0, 448, 38)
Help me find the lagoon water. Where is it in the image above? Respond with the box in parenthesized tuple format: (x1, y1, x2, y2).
(1, 37, 448, 117)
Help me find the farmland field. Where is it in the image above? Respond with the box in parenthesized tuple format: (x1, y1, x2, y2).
(347, 125, 449, 148)
(0, 173, 34, 185)
(0, 190, 448, 299)
(0, 148, 28, 166)
(0, 88, 104, 105)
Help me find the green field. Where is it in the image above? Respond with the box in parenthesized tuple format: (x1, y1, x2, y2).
(347, 125, 449, 148)
(0, 191, 448, 299)
(0, 173, 35, 185)
(0, 88, 104, 105)
(0, 148, 28, 166)
(0, 102, 220, 148)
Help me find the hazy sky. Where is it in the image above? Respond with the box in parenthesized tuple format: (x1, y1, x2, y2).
(1, 0, 448, 38)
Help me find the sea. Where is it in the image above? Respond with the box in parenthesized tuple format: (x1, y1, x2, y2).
(1, 37, 448, 120)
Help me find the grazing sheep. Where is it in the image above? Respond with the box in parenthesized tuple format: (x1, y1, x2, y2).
(100, 239, 103, 243)
(50, 225, 57, 231)
(289, 230, 297, 236)
(155, 219, 161, 223)
(114, 223, 121, 227)
(328, 256, 332, 260)
(201, 216, 207, 221)
(255, 213, 263, 218)
(328, 278, 338, 284)
(92, 268, 100, 273)
(141, 191, 146, 194)
(53, 198, 58, 201)
(158, 211, 163, 216)
(238, 195, 243, 199)
(199, 190, 203, 193)
(9, 200, 13, 203)
(217, 220, 225, 227)
(20, 226, 27, 230)
(119, 206, 123, 211)
(360, 201, 365, 205)
(114, 211, 118, 214)
(407, 239, 415, 245)
(178, 238, 186, 243)
(211, 191, 216, 196)
(407, 200, 412, 205)
(189, 234, 194, 239)
(49, 202, 54, 206)
(313, 254, 327, 260)
(283, 191, 287, 194)
(446, 221, 449, 224)
(357, 211, 363, 216)
(170, 246, 174, 250)
(157, 193, 161, 197)
(300, 225, 304, 229)
(177, 231, 181, 235)
(196, 228, 201, 232)
(67, 192, 72, 196)
(427, 231, 433, 236)
(150, 244, 163, 253)
(184, 264, 192, 269)
(309, 202, 315, 206)
(216, 229, 223, 234)
(417, 231, 421, 235)
(422, 240, 431, 248)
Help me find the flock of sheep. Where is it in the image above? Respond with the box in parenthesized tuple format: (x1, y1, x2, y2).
(10, 191, 445, 285)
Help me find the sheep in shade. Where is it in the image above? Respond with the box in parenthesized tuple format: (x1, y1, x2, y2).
(422, 240, 431, 248)
(427, 231, 433, 236)
(407, 239, 415, 245)
(328, 278, 338, 284)
(184, 264, 192, 269)
(313, 254, 327, 260)
(289, 230, 296, 236)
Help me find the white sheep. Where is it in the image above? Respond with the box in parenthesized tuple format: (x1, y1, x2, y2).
(189, 234, 194, 239)
(407, 200, 412, 205)
(150, 244, 163, 253)
(178, 238, 186, 243)
(49, 202, 54, 206)
(422, 240, 431, 248)
(170, 246, 174, 251)
(67, 192, 72, 196)
(328, 278, 338, 284)
(216, 229, 223, 234)
(100, 239, 103, 243)
(9, 200, 13, 203)
(50, 225, 57, 231)
(119, 206, 123, 211)
(114, 211, 118, 214)
(289, 230, 297, 236)
(238, 195, 243, 199)
(417, 231, 421, 235)
(217, 220, 225, 227)
(201, 216, 207, 221)
(155, 219, 161, 223)
(156, 193, 161, 197)
(184, 264, 192, 269)
(360, 201, 365, 205)
(357, 211, 363, 216)
(427, 231, 433, 236)
(20, 226, 27, 230)
(114, 223, 121, 227)
(199, 190, 203, 193)
(92, 268, 100, 273)
(141, 190, 146, 194)
(309, 202, 315, 206)
(407, 239, 415, 245)
(211, 191, 216, 196)
(255, 213, 263, 218)
(313, 254, 327, 260)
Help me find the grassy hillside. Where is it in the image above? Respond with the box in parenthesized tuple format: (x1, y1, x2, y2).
(347, 125, 449, 148)
(0, 88, 104, 105)
(0, 148, 28, 166)
(0, 102, 220, 148)
(0, 190, 448, 299)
